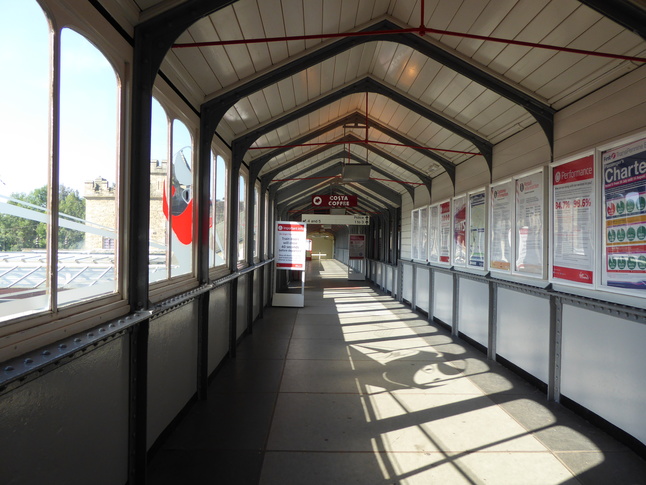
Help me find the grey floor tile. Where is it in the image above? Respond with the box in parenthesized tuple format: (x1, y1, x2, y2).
(555, 451, 646, 485)
(280, 359, 358, 393)
(210, 358, 285, 393)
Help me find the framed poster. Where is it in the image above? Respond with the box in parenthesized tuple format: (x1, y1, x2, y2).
(275, 221, 306, 270)
(439, 200, 451, 264)
(601, 135, 646, 292)
(489, 180, 513, 272)
(468, 190, 486, 268)
(514, 170, 545, 277)
(349, 234, 366, 260)
(551, 154, 595, 285)
(453, 195, 467, 266)
(429, 204, 440, 263)
(419, 206, 429, 261)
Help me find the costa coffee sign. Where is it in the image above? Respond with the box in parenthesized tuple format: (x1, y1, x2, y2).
(311, 194, 358, 207)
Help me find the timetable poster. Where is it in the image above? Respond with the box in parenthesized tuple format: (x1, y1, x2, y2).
(490, 182, 512, 271)
(602, 137, 646, 290)
(439, 201, 451, 263)
(552, 155, 595, 284)
(515, 173, 544, 275)
(429, 205, 440, 263)
(453, 196, 467, 266)
(468, 192, 486, 267)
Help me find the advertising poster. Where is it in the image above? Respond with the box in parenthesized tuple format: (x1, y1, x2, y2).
(515, 172, 544, 275)
(602, 137, 646, 290)
(275, 222, 306, 269)
(468, 192, 486, 267)
(490, 182, 512, 271)
(439, 201, 451, 263)
(453, 196, 467, 266)
(411, 209, 420, 260)
(429, 205, 439, 263)
(552, 155, 595, 284)
(349, 234, 366, 260)
(419, 206, 429, 261)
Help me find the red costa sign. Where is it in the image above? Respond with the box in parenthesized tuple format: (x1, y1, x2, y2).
(312, 194, 358, 207)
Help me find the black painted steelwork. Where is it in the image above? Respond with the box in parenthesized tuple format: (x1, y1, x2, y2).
(578, 0, 646, 41)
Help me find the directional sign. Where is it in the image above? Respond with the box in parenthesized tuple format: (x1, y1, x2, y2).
(301, 214, 369, 225)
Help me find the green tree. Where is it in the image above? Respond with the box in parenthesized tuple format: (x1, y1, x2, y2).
(0, 185, 85, 251)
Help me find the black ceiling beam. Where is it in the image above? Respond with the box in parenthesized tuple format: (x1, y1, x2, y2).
(203, 19, 554, 150)
(578, 0, 646, 41)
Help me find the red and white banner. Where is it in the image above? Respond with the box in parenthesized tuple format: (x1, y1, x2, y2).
(349, 234, 366, 260)
(276, 222, 306, 269)
(312, 194, 358, 207)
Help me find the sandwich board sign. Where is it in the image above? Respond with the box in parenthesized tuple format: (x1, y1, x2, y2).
(273, 221, 306, 307)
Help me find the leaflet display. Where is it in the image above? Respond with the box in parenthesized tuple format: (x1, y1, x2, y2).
(439, 201, 451, 263)
(453, 196, 467, 266)
(515, 172, 544, 275)
(468, 191, 486, 267)
(490, 181, 513, 271)
(602, 137, 646, 290)
(552, 155, 595, 285)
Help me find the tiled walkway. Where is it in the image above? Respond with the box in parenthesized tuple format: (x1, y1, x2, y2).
(148, 259, 646, 484)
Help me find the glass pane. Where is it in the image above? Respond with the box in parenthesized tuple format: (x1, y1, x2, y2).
(149, 98, 169, 282)
(170, 120, 193, 277)
(59, 28, 119, 306)
(0, 1, 51, 320)
(238, 175, 247, 262)
(253, 185, 260, 258)
(214, 155, 227, 267)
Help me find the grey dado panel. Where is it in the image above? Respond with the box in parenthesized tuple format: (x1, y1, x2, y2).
(459, 278, 488, 347)
(147, 302, 198, 448)
(237, 274, 249, 339)
(561, 305, 646, 446)
(497, 288, 549, 384)
(416, 267, 430, 313)
(253, 269, 260, 320)
(403, 264, 413, 303)
(209, 285, 230, 375)
(0, 337, 129, 485)
(434, 271, 453, 325)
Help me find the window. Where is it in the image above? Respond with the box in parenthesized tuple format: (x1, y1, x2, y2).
(238, 173, 247, 262)
(253, 183, 260, 259)
(209, 153, 227, 268)
(0, 6, 120, 321)
(264, 192, 270, 259)
(148, 101, 194, 282)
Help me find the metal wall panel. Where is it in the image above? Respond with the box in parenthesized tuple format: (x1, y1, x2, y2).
(253, 269, 260, 321)
(497, 288, 549, 384)
(458, 277, 489, 348)
(402, 263, 413, 303)
(209, 285, 230, 375)
(433, 271, 453, 325)
(415, 267, 430, 313)
(147, 302, 198, 447)
(237, 274, 249, 339)
(561, 305, 646, 446)
(0, 338, 129, 485)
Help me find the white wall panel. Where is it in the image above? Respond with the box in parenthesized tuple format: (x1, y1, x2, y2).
(433, 271, 453, 325)
(431, 172, 455, 203)
(0, 338, 129, 485)
(561, 306, 646, 446)
(147, 303, 198, 448)
(492, 124, 550, 181)
(209, 285, 230, 376)
(455, 157, 490, 195)
(415, 267, 430, 313)
(497, 288, 549, 383)
(458, 277, 489, 347)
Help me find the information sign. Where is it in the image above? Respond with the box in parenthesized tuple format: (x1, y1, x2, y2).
(602, 136, 646, 290)
(552, 155, 595, 284)
(301, 214, 369, 225)
(312, 194, 358, 207)
(490, 181, 512, 271)
(275, 222, 306, 270)
(468, 192, 486, 267)
(453, 196, 467, 266)
(515, 172, 544, 275)
(429, 205, 439, 263)
(349, 234, 366, 260)
(439, 201, 451, 263)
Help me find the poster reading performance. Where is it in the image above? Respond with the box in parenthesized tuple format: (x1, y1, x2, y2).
(515, 172, 544, 275)
(552, 155, 595, 284)
(468, 192, 486, 267)
(453, 196, 467, 266)
(490, 181, 513, 271)
(439, 201, 451, 263)
(275, 222, 306, 269)
(429, 205, 440, 263)
(349, 234, 366, 260)
(602, 136, 646, 290)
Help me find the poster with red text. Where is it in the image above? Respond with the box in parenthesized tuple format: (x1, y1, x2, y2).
(453, 196, 467, 266)
(552, 155, 595, 285)
(490, 181, 512, 271)
(349, 234, 366, 260)
(276, 222, 306, 269)
(515, 172, 544, 276)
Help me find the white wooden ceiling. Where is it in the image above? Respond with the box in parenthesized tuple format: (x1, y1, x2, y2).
(130, 0, 646, 203)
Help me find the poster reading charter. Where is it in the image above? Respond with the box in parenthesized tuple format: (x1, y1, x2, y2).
(602, 136, 646, 290)
(490, 182, 512, 271)
(515, 172, 544, 275)
(552, 155, 595, 285)
(468, 192, 486, 267)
